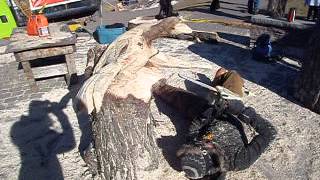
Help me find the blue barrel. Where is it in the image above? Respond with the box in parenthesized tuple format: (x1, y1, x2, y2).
(94, 23, 126, 44)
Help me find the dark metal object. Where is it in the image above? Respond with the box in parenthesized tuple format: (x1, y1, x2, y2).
(178, 74, 218, 93)
(0, 15, 8, 23)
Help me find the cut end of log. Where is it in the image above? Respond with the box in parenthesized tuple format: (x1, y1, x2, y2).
(141, 17, 179, 42)
(108, 67, 164, 103)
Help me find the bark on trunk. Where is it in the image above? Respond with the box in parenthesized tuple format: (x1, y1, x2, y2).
(267, 0, 288, 18)
(92, 93, 160, 179)
(294, 28, 320, 113)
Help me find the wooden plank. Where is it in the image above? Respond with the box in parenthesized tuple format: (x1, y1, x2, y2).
(65, 53, 78, 85)
(32, 63, 68, 79)
(6, 23, 76, 53)
(14, 45, 75, 62)
(21, 61, 38, 92)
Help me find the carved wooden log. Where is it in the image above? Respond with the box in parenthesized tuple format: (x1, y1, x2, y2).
(128, 16, 220, 43)
(294, 28, 320, 113)
(76, 17, 201, 179)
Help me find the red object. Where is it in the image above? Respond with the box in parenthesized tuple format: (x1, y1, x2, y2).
(31, 0, 64, 8)
(27, 14, 49, 36)
(287, 8, 296, 22)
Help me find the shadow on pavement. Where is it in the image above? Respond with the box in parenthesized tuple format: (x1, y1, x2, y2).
(154, 97, 187, 171)
(10, 73, 96, 179)
(10, 94, 75, 180)
(183, 5, 250, 21)
(188, 39, 300, 103)
(220, 0, 247, 6)
(153, 84, 212, 171)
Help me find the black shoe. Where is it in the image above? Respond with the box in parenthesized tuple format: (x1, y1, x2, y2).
(155, 14, 164, 20)
(210, 7, 217, 13)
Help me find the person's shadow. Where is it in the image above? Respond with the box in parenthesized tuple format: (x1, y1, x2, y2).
(154, 97, 189, 171)
(10, 94, 76, 180)
(153, 84, 212, 171)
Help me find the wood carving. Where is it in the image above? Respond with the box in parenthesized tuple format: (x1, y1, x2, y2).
(128, 16, 220, 43)
(76, 17, 213, 179)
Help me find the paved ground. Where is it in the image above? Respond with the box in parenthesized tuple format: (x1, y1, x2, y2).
(87, 0, 262, 33)
(0, 35, 95, 111)
(0, 34, 99, 179)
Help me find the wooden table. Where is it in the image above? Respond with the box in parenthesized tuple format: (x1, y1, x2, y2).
(6, 23, 78, 91)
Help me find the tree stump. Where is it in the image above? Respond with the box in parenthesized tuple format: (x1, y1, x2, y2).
(294, 28, 320, 113)
(76, 17, 203, 179)
(92, 89, 160, 179)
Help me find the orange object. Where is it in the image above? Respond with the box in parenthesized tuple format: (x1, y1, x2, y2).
(27, 14, 49, 36)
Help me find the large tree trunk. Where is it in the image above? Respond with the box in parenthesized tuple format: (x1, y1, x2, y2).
(294, 28, 320, 113)
(267, 0, 288, 18)
(92, 84, 161, 179)
(76, 17, 211, 179)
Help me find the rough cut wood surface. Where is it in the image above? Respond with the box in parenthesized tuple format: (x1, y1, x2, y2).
(128, 16, 220, 43)
(76, 17, 195, 114)
(6, 23, 76, 53)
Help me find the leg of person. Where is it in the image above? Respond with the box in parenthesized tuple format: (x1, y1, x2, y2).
(247, 0, 252, 14)
(253, 0, 260, 14)
(156, 0, 165, 19)
(314, 6, 318, 21)
(163, 0, 169, 17)
(248, 0, 253, 14)
(210, 0, 216, 12)
(307, 6, 313, 20)
(216, 0, 220, 9)
(210, 0, 220, 12)
(317, 6, 320, 24)
(167, 0, 174, 17)
(307, 6, 311, 20)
